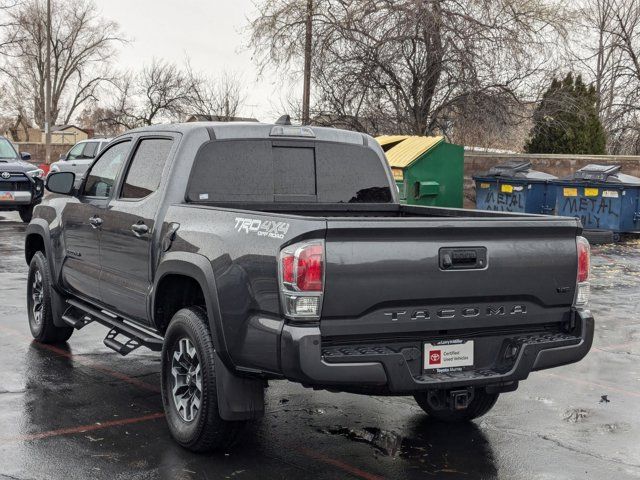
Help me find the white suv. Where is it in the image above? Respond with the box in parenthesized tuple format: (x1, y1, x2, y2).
(48, 138, 112, 187)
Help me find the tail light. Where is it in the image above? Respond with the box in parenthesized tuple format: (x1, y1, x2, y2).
(279, 240, 325, 319)
(574, 236, 590, 307)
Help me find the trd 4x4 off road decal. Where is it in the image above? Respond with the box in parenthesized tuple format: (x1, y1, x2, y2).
(234, 217, 290, 239)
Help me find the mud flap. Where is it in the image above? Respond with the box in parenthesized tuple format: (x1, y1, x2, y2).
(51, 286, 69, 328)
(214, 353, 265, 421)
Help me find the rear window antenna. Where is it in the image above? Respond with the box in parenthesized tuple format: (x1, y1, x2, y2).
(275, 114, 292, 126)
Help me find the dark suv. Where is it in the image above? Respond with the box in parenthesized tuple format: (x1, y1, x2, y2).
(0, 136, 43, 222)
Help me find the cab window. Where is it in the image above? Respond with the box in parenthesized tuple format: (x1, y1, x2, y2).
(83, 141, 131, 198)
(120, 138, 173, 200)
(66, 143, 85, 160)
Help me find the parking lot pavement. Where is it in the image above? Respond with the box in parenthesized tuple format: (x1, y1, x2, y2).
(1, 211, 639, 480)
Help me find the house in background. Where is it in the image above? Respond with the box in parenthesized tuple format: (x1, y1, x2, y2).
(2, 115, 41, 142)
(48, 125, 90, 144)
(3, 123, 90, 144)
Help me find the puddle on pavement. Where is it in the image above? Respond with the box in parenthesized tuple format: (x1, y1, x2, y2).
(563, 408, 589, 423)
(589, 239, 640, 325)
(319, 426, 404, 457)
(316, 419, 498, 476)
(319, 420, 490, 456)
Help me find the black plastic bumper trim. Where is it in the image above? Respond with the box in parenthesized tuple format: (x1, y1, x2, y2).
(280, 310, 594, 393)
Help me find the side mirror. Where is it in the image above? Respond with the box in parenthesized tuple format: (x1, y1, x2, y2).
(46, 171, 76, 195)
(58, 154, 67, 161)
(21, 152, 31, 161)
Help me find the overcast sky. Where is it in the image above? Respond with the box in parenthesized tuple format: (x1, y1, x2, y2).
(98, 0, 291, 122)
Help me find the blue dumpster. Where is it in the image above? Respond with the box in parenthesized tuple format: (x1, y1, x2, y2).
(553, 164, 640, 237)
(474, 160, 557, 214)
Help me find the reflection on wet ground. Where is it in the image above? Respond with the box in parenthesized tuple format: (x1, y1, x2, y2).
(0, 211, 639, 479)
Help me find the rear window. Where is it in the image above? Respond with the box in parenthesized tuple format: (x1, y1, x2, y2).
(82, 141, 99, 158)
(186, 140, 392, 203)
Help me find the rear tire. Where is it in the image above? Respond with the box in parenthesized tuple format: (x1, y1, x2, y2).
(27, 251, 73, 343)
(161, 307, 246, 452)
(19, 205, 34, 223)
(414, 389, 499, 422)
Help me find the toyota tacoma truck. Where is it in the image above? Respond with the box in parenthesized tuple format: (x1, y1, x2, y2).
(0, 135, 44, 222)
(25, 122, 594, 452)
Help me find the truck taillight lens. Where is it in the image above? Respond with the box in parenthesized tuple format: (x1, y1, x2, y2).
(574, 236, 590, 307)
(282, 255, 295, 284)
(295, 244, 323, 291)
(279, 240, 325, 319)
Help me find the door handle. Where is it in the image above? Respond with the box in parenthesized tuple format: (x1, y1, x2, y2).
(131, 222, 149, 236)
(89, 216, 103, 228)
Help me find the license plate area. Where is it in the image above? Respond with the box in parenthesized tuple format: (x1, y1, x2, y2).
(0, 191, 15, 201)
(424, 340, 474, 372)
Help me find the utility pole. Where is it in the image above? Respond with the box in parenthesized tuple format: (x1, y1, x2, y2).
(301, 0, 313, 125)
(44, 0, 52, 164)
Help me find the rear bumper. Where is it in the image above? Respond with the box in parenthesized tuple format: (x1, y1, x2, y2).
(280, 310, 594, 394)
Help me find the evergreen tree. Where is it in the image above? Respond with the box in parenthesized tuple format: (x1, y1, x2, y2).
(526, 74, 606, 154)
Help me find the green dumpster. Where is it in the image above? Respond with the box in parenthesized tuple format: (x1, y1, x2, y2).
(377, 135, 464, 208)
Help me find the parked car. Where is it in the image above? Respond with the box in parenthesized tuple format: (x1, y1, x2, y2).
(27, 122, 594, 452)
(0, 135, 44, 222)
(48, 138, 112, 187)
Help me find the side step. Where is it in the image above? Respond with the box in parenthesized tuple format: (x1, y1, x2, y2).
(62, 299, 163, 356)
(61, 307, 93, 330)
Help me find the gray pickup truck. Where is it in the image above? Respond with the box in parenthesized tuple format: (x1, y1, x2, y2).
(26, 122, 594, 452)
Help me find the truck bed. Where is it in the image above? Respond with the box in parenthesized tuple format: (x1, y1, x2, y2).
(175, 201, 581, 362)
(187, 201, 544, 219)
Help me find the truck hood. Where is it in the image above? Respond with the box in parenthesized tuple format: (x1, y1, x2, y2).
(0, 159, 35, 173)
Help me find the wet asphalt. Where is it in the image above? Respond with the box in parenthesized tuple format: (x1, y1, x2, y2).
(0, 211, 639, 480)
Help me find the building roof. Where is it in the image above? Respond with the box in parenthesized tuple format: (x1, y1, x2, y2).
(377, 135, 444, 169)
(50, 124, 90, 134)
(376, 135, 409, 147)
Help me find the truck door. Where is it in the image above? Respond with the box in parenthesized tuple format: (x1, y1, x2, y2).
(60, 140, 132, 302)
(98, 136, 175, 324)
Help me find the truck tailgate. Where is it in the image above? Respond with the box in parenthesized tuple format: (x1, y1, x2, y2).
(321, 217, 581, 339)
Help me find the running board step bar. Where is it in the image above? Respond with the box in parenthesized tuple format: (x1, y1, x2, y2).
(61, 308, 93, 330)
(62, 299, 163, 356)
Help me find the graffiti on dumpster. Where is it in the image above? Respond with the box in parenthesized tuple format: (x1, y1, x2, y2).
(481, 189, 524, 212)
(561, 196, 618, 229)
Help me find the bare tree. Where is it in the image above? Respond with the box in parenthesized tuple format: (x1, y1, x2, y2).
(105, 60, 195, 129)
(186, 70, 246, 121)
(250, 0, 568, 140)
(567, 0, 640, 153)
(104, 60, 248, 128)
(0, 0, 20, 54)
(101, 60, 244, 128)
(249, 0, 324, 74)
(248, 0, 334, 122)
(0, 0, 122, 128)
(606, 0, 640, 152)
(75, 104, 125, 137)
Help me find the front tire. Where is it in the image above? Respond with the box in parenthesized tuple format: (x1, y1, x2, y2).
(27, 251, 73, 343)
(414, 389, 499, 422)
(161, 307, 245, 452)
(19, 205, 34, 223)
